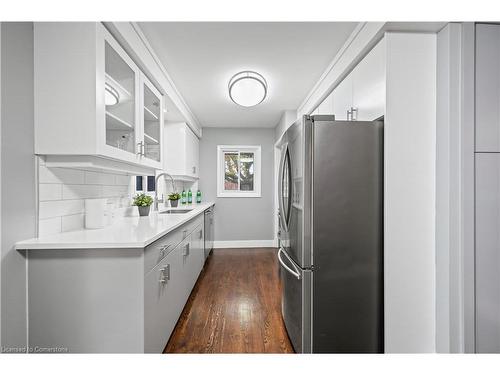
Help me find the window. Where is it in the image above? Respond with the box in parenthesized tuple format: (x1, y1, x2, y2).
(146, 176, 155, 192)
(217, 145, 261, 198)
(135, 176, 144, 192)
(135, 175, 155, 194)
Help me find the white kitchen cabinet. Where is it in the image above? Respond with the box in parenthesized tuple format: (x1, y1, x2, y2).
(331, 38, 385, 122)
(476, 24, 500, 152)
(25, 210, 208, 353)
(178, 224, 205, 302)
(140, 73, 164, 165)
(143, 214, 204, 352)
(352, 38, 386, 121)
(144, 220, 204, 352)
(332, 74, 353, 120)
(34, 22, 163, 174)
(191, 224, 205, 273)
(316, 91, 334, 115)
(144, 245, 182, 353)
(164, 122, 200, 179)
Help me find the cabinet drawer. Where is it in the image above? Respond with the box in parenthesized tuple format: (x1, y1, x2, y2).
(180, 215, 204, 240)
(144, 214, 204, 274)
(144, 230, 183, 275)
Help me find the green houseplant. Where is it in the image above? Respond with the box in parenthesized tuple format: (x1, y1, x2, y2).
(133, 193, 154, 216)
(168, 192, 181, 208)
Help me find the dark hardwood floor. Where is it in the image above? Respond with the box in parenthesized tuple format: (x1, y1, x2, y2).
(164, 248, 294, 353)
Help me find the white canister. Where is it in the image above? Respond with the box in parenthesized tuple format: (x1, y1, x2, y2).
(85, 198, 106, 229)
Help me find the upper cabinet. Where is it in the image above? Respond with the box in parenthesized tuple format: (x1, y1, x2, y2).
(323, 38, 385, 122)
(140, 75, 163, 164)
(476, 24, 500, 152)
(164, 122, 200, 180)
(34, 23, 163, 173)
(352, 38, 386, 121)
(332, 74, 353, 120)
(316, 91, 334, 115)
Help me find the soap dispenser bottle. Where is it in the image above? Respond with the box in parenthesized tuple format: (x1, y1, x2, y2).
(196, 190, 202, 204)
(181, 189, 186, 205)
(187, 189, 193, 204)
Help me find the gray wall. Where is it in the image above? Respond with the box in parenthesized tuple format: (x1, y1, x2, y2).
(1, 22, 36, 351)
(199, 127, 274, 242)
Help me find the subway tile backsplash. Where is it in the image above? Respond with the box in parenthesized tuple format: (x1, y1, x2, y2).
(37, 157, 134, 237)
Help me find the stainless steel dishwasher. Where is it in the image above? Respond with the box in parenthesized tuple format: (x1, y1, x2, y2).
(204, 206, 214, 258)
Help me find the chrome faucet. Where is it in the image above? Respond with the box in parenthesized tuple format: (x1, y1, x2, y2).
(154, 173, 177, 211)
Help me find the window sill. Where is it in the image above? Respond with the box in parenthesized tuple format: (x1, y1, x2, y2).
(217, 192, 261, 198)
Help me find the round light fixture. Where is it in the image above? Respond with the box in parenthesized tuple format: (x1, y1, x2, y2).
(105, 82, 120, 106)
(228, 71, 267, 107)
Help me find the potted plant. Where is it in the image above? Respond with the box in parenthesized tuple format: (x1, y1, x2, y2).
(168, 192, 181, 207)
(133, 193, 153, 217)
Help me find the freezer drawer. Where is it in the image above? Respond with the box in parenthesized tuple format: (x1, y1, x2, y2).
(278, 248, 312, 353)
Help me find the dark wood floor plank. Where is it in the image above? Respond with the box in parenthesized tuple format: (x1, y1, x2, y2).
(164, 248, 294, 354)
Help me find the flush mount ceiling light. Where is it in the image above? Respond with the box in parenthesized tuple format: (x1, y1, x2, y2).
(105, 82, 120, 106)
(228, 71, 267, 107)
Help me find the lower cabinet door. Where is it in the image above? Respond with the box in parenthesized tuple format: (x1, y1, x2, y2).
(192, 224, 205, 273)
(144, 248, 182, 353)
(144, 224, 206, 353)
(179, 235, 197, 301)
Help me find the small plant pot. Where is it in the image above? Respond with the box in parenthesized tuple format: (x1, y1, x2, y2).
(137, 205, 150, 217)
(170, 199, 179, 208)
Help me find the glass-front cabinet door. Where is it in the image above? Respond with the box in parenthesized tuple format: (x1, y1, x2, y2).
(103, 33, 139, 157)
(140, 76, 163, 165)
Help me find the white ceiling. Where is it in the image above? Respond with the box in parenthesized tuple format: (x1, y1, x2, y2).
(138, 22, 358, 128)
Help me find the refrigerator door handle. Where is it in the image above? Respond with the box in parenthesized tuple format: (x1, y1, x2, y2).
(278, 247, 301, 280)
(278, 144, 291, 232)
(277, 145, 286, 231)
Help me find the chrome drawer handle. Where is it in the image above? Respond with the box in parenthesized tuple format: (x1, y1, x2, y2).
(159, 243, 172, 258)
(183, 243, 190, 256)
(159, 264, 170, 283)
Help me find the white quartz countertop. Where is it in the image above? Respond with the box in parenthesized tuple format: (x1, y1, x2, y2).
(15, 202, 215, 250)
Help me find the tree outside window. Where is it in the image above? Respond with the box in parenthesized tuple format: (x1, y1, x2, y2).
(217, 146, 261, 198)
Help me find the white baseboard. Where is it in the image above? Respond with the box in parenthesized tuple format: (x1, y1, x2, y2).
(213, 240, 276, 249)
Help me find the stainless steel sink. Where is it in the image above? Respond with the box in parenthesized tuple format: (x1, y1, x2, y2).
(159, 209, 193, 214)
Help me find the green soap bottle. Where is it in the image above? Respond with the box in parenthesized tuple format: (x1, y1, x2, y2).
(181, 189, 186, 205)
(196, 190, 202, 204)
(187, 189, 193, 204)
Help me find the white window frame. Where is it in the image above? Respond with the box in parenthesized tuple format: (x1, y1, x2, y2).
(217, 145, 261, 198)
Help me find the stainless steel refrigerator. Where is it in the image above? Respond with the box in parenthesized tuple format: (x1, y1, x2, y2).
(277, 114, 384, 353)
